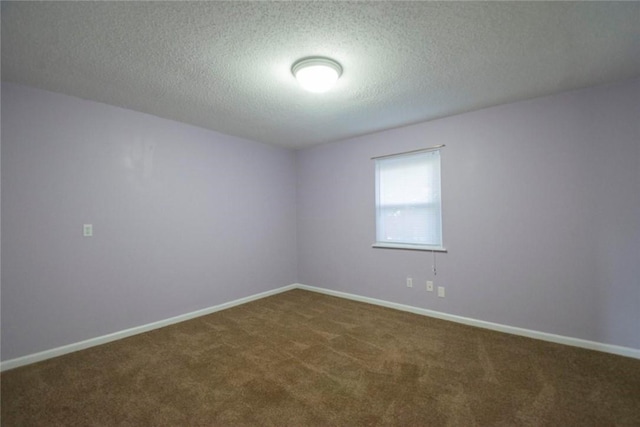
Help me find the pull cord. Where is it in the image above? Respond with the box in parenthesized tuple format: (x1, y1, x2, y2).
(432, 250, 437, 276)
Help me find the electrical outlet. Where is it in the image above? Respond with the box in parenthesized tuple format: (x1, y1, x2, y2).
(406, 277, 413, 288)
(437, 286, 445, 298)
(426, 281, 434, 292)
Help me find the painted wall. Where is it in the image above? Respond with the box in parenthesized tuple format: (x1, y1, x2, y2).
(1, 83, 298, 361)
(297, 78, 640, 349)
(3, 78, 638, 362)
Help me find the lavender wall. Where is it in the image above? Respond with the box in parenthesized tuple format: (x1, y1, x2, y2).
(297, 78, 640, 349)
(1, 83, 297, 361)
(2, 78, 638, 362)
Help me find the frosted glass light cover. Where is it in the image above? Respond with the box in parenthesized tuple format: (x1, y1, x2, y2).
(292, 58, 342, 93)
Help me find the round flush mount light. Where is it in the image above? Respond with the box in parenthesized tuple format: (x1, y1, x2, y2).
(292, 57, 342, 93)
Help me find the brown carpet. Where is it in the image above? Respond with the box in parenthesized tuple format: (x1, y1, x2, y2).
(2, 289, 639, 426)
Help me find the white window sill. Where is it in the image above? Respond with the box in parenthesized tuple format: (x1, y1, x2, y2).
(372, 243, 447, 252)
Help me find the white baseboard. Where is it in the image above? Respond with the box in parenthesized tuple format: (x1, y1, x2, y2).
(3, 282, 638, 371)
(0, 284, 297, 372)
(295, 284, 640, 360)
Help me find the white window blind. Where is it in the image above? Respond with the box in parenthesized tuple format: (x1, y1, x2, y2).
(374, 149, 444, 251)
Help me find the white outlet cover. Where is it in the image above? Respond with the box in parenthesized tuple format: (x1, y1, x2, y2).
(427, 281, 434, 291)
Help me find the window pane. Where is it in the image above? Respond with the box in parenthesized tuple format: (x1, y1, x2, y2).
(378, 205, 441, 245)
(375, 150, 442, 247)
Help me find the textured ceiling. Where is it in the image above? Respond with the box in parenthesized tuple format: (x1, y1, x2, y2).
(2, 2, 639, 149)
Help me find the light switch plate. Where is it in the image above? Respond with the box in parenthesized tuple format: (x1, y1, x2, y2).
(83, 224, 93, 237)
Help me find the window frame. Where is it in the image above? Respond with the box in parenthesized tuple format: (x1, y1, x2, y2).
(372, 147, 446, 252)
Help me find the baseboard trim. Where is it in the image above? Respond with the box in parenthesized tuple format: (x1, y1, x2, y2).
(3, 282, 638, 371)
(0, 284, 297, 372)
(295, 284, 640, 360)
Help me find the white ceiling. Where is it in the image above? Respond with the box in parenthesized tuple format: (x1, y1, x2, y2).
(2, 2, 639, 149)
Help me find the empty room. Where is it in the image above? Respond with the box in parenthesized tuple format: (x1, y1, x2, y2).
(1, 2, 639, 426)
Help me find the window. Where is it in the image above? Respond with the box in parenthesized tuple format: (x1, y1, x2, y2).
(374, 148, 444, 251)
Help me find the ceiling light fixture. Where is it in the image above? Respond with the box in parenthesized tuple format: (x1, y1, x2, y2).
(292, 57, 342, 93)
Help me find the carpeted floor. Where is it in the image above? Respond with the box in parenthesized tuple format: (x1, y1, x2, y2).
(2, 289, 639, 426)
